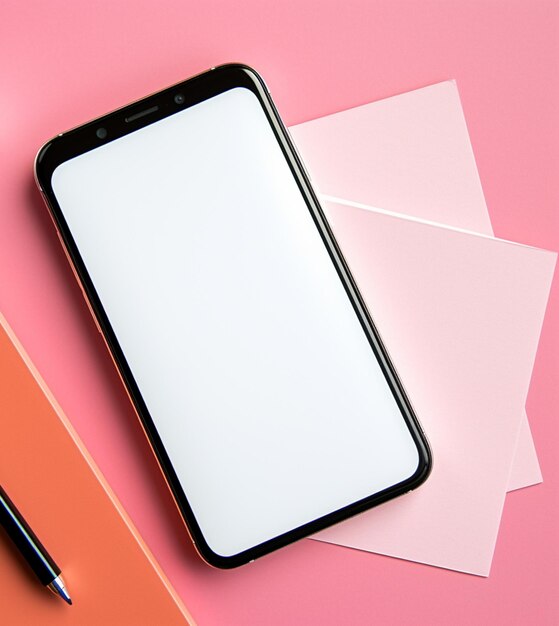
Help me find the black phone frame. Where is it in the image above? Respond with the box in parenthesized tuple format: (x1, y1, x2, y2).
(35, 63, 432, 569)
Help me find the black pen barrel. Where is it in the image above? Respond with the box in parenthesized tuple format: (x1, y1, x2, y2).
(0, 485, 60, 585)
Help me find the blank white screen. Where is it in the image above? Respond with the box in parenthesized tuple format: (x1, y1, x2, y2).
(52, 87, 419, 557)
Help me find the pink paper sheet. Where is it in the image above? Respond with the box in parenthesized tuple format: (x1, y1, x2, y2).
(310, 200, 555, 575)
(290, 80, 542, 490)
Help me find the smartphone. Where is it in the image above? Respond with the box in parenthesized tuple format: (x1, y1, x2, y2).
(35, 64, 431, 568)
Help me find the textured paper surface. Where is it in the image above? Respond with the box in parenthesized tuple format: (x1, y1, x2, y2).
(290, 80, 542, 490)
(309, 200, 555, 576)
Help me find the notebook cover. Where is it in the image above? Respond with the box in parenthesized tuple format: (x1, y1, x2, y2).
(0, 312, 195, 624)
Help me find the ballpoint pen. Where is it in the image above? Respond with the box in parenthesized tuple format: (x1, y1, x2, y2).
(0, 484, 72, 605)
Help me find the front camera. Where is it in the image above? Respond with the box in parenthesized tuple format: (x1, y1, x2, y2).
(96, 127, 107, 139)
(174, 93, 186, 105)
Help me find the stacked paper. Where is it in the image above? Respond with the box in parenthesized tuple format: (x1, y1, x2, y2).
(290, 81, 556, 576)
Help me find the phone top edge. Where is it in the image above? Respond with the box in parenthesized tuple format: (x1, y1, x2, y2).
(34, 63, 267, 192)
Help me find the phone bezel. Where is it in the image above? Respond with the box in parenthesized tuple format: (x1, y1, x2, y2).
(35, 63, 432, 569)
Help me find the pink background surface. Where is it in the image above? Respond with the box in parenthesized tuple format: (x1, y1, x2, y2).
(1, 1, 558, 624)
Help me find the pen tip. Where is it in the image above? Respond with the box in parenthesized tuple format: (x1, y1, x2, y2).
(48, 576, 72, 605)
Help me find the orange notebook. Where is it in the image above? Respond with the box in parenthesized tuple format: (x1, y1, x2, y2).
(0, 313, 195, 624)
